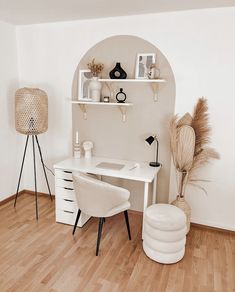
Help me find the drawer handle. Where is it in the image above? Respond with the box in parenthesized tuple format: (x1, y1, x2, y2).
(64, 170, 72, 174)
(63, 179, 73, 182)
(64, 187, 74, 190)
(64, 210, 74, 214)
(64, 199, 73, 202)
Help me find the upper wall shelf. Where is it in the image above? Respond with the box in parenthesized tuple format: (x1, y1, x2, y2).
(98, 78, 166, 101)
(98, 78, 166, 83)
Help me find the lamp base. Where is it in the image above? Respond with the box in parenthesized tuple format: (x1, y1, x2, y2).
(149, 162, 161, 167)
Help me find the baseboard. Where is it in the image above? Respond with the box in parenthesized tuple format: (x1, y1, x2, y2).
(0, 190, 24, 206)
(0, 190, 54, 206)
(24, 189, 55, 198)
(191, 217, 235, 233)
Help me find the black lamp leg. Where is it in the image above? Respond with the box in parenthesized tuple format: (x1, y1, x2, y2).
(14, 135, 29, 207)
(35, 135, 52, 201)
(124, 210, 131, 240)
(96, 218, 104, 256)
(32, 135, 38, 220)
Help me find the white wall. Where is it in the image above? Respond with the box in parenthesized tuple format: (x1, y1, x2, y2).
(0, 21, 21, 201)
(16, 7, 235, 230)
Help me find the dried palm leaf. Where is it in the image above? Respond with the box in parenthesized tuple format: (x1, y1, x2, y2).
(177, 113, 193, 127)
(169, 115, 179, 168)
(176, 125, 195, 171)
(191, 98, 211, 154)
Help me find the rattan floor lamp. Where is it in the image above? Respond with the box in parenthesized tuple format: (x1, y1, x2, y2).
(14, 87, 52, 220)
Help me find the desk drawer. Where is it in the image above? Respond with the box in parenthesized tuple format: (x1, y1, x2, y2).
(55, 186, 76, 201)
(56, 210, 90, 227)
(55, 169, 73, 180)
(55, 178, 74, 189)
(56, 197, 77, 212)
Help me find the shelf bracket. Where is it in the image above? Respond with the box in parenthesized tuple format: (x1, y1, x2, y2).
(79, 104, 87, 120)
(119, 105, 127, 122)
(151, 83, 159, 102)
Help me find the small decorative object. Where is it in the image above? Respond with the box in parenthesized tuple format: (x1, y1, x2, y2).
(83, 141, 93, 158)
(116, 88, 126, 103)
(14, 87, 52, 220)
(74, 131, 81, 159)
(87, 58, 104, 77)
(148, 63, 160, 79)
(78, 69, 93, 101)
(103, 96, 110, 103)
(145, 135, 161, 167)
(169, 98, 220, 233)
(135, 53, 156, 79)
(109, 62, 127, 79)
(87, 59, 104, 102)
(143, 204, 187, 264)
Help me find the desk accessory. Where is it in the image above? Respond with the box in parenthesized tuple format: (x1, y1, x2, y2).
(96, 162, 124, 170)
(83, 141, 93, 158)
(145, 135, 160, 167)
(14, 87, 52, 220)
(129, 163, 140, 170)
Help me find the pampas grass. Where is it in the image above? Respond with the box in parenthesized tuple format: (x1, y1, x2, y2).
(169, 97, 219, 198)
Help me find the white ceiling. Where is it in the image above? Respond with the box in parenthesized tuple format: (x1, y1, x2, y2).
(0, 0, 235, 25)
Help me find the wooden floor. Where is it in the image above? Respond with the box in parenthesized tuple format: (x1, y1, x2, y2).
(0, 194, 235, 292)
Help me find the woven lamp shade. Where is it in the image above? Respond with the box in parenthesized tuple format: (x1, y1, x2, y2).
(15, 87, 48, 135)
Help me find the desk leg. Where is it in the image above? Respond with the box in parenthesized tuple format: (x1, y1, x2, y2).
(152, 174, 157, 204)
(142, 182, 149, 239)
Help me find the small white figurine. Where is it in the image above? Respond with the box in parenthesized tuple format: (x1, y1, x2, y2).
(83, 141, 93, 158)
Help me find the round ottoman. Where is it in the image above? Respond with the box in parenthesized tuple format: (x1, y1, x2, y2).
(143, 204, 187, 264)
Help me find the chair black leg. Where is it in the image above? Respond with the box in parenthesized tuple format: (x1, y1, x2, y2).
(124, 210, 131, 240)
(72, 209, 81, 235)
(14, 135, 29, 207)
(96, 218, 104, 256)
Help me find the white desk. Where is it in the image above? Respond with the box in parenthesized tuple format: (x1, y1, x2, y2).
(54, 157, 161, 235)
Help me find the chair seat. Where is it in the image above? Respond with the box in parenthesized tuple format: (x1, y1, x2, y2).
(105, 201, 130, 217)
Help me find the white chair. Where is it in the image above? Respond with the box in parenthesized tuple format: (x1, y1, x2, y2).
(72, 172, 131, 256)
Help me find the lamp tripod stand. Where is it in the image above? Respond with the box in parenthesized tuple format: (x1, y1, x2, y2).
(14, 134, 52, 220)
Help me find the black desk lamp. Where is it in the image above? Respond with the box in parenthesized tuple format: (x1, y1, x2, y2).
(145, 135, 161, 167)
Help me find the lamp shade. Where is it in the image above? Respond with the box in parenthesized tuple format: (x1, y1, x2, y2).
(145, 135, 155, 145)
(15, 87, 48, 135)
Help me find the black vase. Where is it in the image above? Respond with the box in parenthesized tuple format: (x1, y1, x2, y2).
(109, 62, 127, 79)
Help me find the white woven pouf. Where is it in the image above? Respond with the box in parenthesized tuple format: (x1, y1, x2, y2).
(143, 204, 187, 264)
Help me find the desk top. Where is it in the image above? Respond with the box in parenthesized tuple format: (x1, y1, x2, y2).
(54, 157, 161, 183)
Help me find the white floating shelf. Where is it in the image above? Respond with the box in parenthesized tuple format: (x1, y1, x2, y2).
(98, 78, 166, 83)
(71, 101, 133, 122)
(71, 101, 133, 106)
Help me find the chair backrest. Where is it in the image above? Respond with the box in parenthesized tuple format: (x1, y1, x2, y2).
(72, 172, 130, 217)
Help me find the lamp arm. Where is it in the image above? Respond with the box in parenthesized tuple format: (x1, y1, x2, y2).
(155, 138, 159, 164)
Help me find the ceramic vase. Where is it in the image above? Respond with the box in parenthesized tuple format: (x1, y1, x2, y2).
(171, 196, 191, 234)
(109, 62, 127, 79)
(89, 77, 102, 102)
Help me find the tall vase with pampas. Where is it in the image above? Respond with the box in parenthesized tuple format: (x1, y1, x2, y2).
(170, 98, 219, 233)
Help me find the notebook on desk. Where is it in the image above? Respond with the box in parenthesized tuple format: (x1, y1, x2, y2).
(96, 162, 125, 170)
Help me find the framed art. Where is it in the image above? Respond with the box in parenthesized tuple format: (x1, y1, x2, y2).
(78, 69, 93, 101)
(135, 53, 156, 79)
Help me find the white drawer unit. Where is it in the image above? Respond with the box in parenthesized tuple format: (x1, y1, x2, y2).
(54, 169, 90, 227)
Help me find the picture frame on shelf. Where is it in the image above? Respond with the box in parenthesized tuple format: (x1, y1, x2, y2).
(78, 69, 93, 101)
(135, 53, 156, 79)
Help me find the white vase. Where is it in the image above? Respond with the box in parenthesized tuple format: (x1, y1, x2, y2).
(89, 77, 102, 102)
